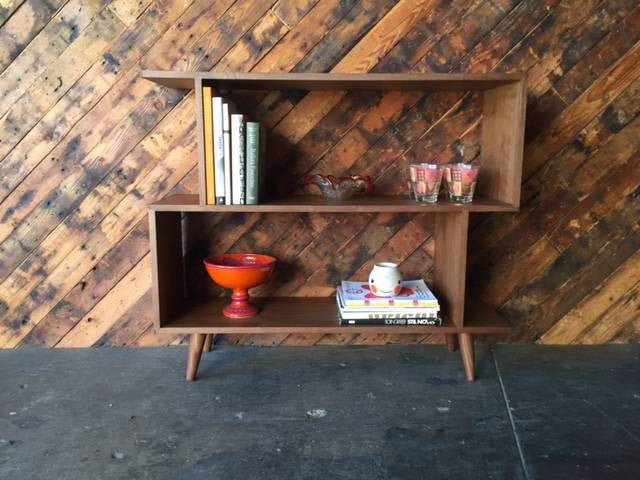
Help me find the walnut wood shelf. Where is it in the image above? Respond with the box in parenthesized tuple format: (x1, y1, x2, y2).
(144, 70, 526, 383)
(158, 297, 510, 335)
(151, 194, 517, 213)
(142, 71, 523, 91)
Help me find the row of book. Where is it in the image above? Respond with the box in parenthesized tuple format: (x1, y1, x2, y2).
(337, 279, 441, 326)
(202, 86, 265, 205)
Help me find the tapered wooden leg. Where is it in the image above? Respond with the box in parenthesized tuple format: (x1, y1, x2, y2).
(459, 333, 475, 381)
(445, 334, 458, 352)
(203, 334, 214, 353)
(186, 333, 206, 381)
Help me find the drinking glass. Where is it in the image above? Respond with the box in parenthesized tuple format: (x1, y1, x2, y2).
(409, 163, 444, 203)
(443, 163, 480, 203)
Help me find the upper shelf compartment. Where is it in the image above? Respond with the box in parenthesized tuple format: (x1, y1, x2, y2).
(142, 70, 526, 210)
(141, 71, 524, 91)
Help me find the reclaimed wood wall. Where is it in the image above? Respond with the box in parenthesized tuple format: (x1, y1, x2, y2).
(0, 0, 639, 348)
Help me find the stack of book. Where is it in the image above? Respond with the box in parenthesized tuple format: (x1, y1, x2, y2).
(202, 86, 265, 205)
(336, 280, 441, 326)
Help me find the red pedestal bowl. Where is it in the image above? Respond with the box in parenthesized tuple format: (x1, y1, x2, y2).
(203, 253, 276, 319)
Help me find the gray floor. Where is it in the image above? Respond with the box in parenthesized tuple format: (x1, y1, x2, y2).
(0, 345, 638, 479)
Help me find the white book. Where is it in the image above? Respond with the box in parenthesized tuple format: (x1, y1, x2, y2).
(231, 114, 245, 205)
(339, 279, 439, 308)
(222, 103, 233, 205)
(212, 97, 225, 204)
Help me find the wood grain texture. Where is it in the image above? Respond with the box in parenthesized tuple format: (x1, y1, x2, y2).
(156, 297, 510, 334)
(459, 332, 475, 381)
(434, 212, 469, 327)
(151, 193, 516, 212)
(186, 332, 205, 380)
(1, 0, 639, 348)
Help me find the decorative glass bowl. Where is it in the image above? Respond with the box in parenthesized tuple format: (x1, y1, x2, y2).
(304, 174, 373, 200)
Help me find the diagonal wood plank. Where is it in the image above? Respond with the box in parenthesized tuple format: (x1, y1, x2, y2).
(0, 0, 222, 206)
(1, 0, 640, 349)
(3, 0, 438, 346)
(0, 0, 66, 71)
(0, 0, 110, 119)
(0, 0, 321, 346)
(540, 249, 640, 344)
(0, 0, 262, 270)
(0, 0, 27, 27)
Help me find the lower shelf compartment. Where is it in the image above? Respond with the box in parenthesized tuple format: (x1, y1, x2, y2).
(158, 297, 511, 334)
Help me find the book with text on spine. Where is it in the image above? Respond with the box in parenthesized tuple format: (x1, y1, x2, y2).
(336, 286, 438, 319)
(245, 122, 260, 205)
(340, 317, 443, 326)
(339, 280, 439, 308)
(222, 102, 233, 206)
(231, 114, 246, 205)
(259, 124, 266, 201)
(212, 97, 225, 204)
(202, 86, 216, 205)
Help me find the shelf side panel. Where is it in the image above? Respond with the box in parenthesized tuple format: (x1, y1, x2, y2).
(479, 80, 527, 208)
(434, 212, 469, 327)
(150, 211, 184, 329)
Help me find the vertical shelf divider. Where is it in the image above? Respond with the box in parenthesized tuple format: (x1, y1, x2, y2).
(434, 211, 473, 380)
(433, 211, 469, 327)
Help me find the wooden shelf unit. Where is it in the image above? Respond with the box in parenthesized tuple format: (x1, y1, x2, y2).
(144, 71, 526, 382)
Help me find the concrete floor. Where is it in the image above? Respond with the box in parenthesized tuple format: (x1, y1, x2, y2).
(0, 345, 638, 479)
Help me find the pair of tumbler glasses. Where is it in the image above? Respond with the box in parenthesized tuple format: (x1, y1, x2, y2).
(408, 163, 480, 204)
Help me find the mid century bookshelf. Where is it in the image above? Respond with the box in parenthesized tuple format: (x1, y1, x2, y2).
(143, 71, 526, 382)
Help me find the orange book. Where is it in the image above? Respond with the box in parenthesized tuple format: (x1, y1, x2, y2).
(202, 86, 216, 204)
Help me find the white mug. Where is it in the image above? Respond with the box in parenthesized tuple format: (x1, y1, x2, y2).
(368, 262, 402, 297)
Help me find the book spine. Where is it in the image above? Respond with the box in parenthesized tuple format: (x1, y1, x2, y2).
(340, 317, 443, 326)
(338, 309, 440, 320)
(259, 124, 266, 200)
(339, 280, 438, 307)
(202, 86, 215, 205)
(239, 118, 246, 204)
(231, 114, 245, 205)
(344, 301, 439, 309)
(222, 103, 232, 206)
(245, 122, 260, 205)
(212, 97, 225, 204)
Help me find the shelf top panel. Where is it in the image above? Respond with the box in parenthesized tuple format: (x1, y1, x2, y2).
(158, 297, 511, 334)
(150, 194, 517, 213)
(142, 71, 524, 91)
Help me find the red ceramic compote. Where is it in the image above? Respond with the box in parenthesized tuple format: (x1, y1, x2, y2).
(203, 253, 276, 319)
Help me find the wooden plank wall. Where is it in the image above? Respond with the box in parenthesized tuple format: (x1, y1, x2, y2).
(0, 0, 638, 348)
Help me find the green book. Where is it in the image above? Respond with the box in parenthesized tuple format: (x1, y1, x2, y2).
(245, 122, 260, 205)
